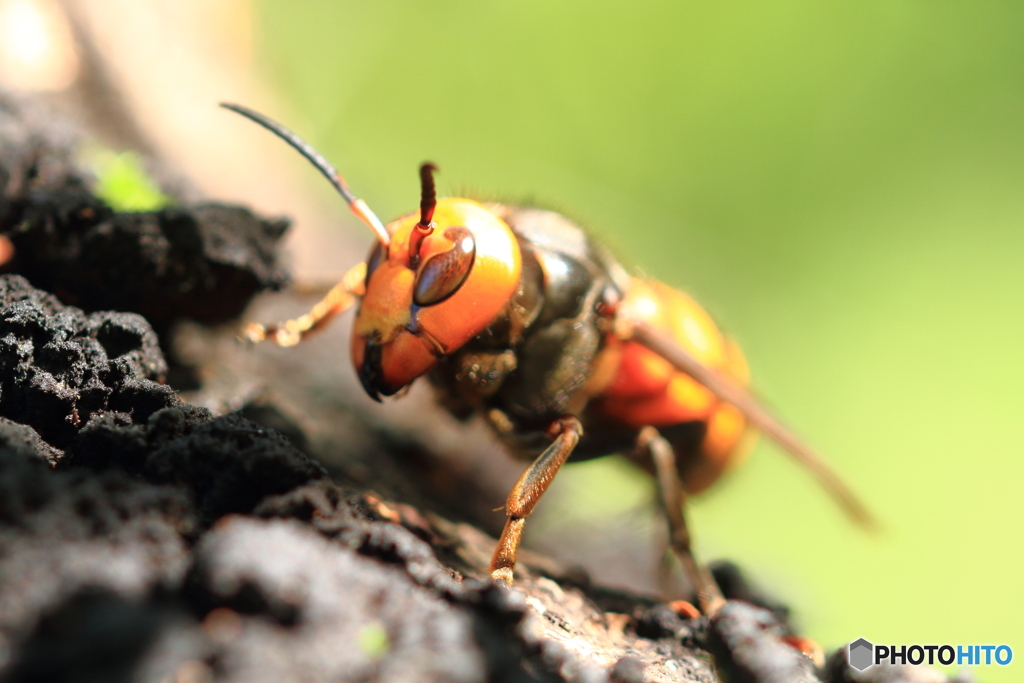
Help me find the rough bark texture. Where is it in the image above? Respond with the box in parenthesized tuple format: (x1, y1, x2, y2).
(0, 91, 975, 683)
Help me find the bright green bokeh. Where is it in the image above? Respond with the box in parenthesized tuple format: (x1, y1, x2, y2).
(255, 1, 1023, 678)
(85, 148, 170, 212)
(357, 621, 390, 660)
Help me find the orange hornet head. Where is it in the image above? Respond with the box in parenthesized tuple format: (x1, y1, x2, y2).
(212, 107, 521, 401)
(352, 188, 521, 400)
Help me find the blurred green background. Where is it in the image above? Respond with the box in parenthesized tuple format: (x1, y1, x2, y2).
(256, 0, 1022, 677)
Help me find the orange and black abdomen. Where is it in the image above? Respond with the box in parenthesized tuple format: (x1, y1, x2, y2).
(590, 280, 754, 493)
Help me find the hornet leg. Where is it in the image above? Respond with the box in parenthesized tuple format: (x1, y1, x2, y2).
(638, 426, 725, 616)
(489, 416, 582, 584)
(241, 262, 366, 347)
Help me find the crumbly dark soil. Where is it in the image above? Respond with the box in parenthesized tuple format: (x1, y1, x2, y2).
(0, 92, 289, 340)
(0, 91, 974, 683)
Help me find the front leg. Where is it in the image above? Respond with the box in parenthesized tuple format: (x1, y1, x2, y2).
(242, 262, 366, 347)
(489, 416, 582, 584)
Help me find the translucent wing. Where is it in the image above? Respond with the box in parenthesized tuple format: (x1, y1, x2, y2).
(631, 320, 877, 530)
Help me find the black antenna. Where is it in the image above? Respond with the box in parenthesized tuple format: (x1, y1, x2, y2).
(220, 102, 390, 246)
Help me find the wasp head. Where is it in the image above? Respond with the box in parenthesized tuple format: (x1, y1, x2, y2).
(351, 194, 522, 400)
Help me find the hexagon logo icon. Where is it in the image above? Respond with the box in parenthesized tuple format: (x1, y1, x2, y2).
(849, 638, 874, 671)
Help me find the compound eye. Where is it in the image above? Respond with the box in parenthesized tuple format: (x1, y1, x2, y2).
(365, 242, 387, 286)
(413, 227, 476, 306)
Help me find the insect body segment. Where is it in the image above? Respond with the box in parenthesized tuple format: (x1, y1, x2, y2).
(224, 104, 873, 616)
(597, 280, 753, 494)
